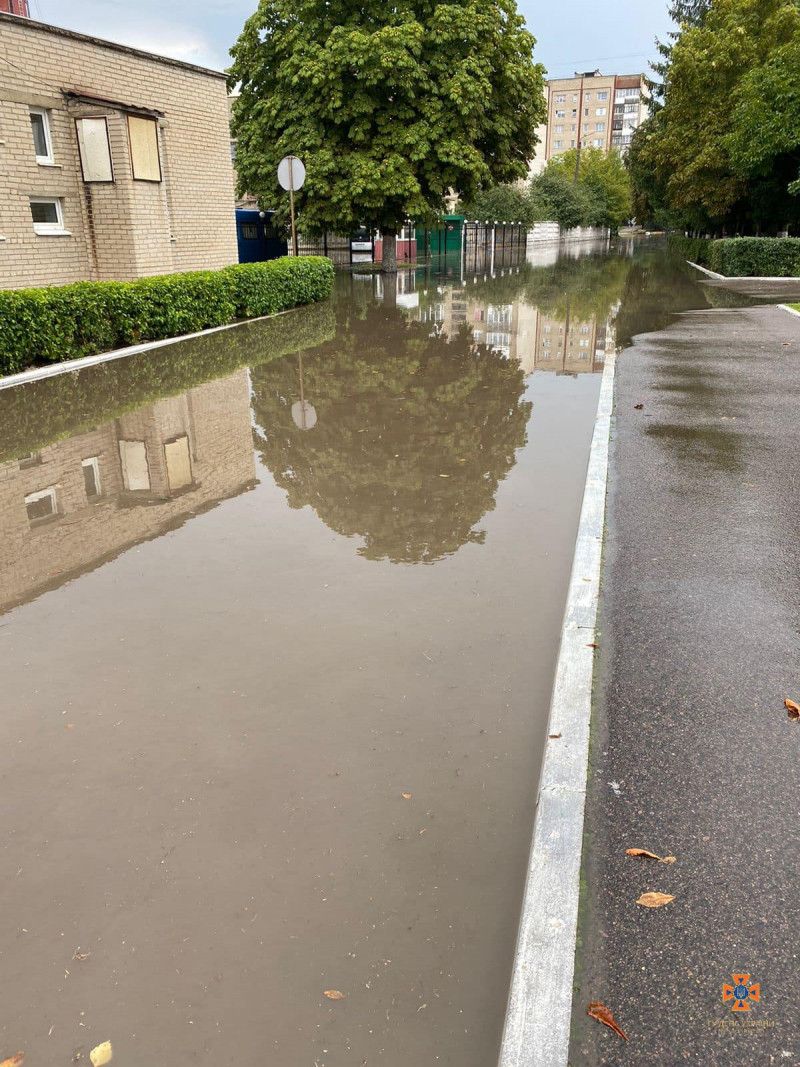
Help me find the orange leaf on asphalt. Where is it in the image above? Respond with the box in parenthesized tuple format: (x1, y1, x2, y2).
(785, 699, 800, 721)
(626, 848, 676, 863)
(401, 793, 412, 800)
(324, 990, 345, 1000)
(636, 892, 675, 908)
(587, 1002, 628, 1041)
(0, 1054, 25, 1067)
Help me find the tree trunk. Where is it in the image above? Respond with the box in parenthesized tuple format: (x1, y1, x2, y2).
(382, 231, 398, 273)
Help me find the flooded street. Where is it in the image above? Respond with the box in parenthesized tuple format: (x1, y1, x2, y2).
(0, 242, 741, 1066)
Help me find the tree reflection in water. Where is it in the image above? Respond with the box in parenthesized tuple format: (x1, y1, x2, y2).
(251, 299, 531, 564)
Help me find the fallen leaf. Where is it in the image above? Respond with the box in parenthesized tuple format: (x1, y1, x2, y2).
(401, 793, 412, 800)
(549, 733, 562, 739)
(785, 699, 800, 721)
(89, 1042, 112, 1067)
(417, 1003, 427, 1012)
(634, 404, 644, 410)
(781, 342, 791, 346)
(636, 892, 675, 908)
(439, 474, 449, 478)
(587, 642, 598, 649)
(65, 724, 75, 730)
(626, 848, 676, 863)
(587, 1002, 628, 1041)
(0, 1054, 25, 1067)
(418, 828, 427, 835)
(323, 990, 345, 1000)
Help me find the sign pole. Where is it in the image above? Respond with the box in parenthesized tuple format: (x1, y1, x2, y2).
(289, 156, 298, 258)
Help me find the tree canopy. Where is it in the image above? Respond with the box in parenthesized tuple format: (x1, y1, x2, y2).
(229, 0, 547, 255)
(630, 0, 800, 234)
(543, 148, 632, 229)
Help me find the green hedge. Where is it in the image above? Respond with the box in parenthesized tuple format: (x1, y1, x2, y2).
(668, 234, 800, 277)
(0, 257, 334, 376)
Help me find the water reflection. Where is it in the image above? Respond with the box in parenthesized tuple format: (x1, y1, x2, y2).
(250, 300, 532, 564)
(0, 240, 731, 606)
(0, 370, 256, 614)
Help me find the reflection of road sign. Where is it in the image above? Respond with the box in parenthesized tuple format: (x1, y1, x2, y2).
(277, 156, 306, 191)
(291, 400, 317, 430)
(722, 974, 760, 1012)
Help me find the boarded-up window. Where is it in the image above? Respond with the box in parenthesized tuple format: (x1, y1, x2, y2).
(76, 118, 113, 182)
(164, 436, 192, 491)
(119, 440, 150, 491)
(127, 116, 161, 182)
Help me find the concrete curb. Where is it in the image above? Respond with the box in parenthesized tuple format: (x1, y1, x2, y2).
(498, 352, 616, 1067)
(688, 260, 800, 283)
(0, 306, 302, 392)
(777, 303, 800, 318)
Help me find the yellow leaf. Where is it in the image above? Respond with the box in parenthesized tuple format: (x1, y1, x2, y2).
(636, 892, 675, 908)
(90, 1042, 113, 1067)
(439, 474, 449, 478)
(626, 848, 676, 863)
(323, 990, 345, 1000)
(785, 698, 800, 721)
(0, 1054, 25, 1067)
(401, 793, 412, 800)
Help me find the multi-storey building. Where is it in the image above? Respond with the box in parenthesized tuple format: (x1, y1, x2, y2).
(0, 10, 237, 289)
(541, 70, 648, 162)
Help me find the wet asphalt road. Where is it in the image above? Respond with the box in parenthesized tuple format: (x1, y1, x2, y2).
(569, 303, 800, 1066)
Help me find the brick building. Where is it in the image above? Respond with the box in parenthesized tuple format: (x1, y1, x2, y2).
(0, 369, 256, 614)
(536, 70, 648, 165)
(0, 11, 238, 289)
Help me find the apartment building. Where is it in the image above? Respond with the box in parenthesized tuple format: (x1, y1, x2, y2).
(542, 70, 648, 161)
(0, 11, 237, 289)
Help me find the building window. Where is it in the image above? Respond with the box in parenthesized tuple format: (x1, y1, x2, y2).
(572, 94, 578, 103)
(29, 197, 67, 235)
(554, 93, 566, 103)
(82, 457, 102, 499)
(554, 124, 563, 134)
(164, 435, 193, 491)
(119, 440, 151, 491)
(616, 88, 640, 100)
(584, 107, 589, 117)
(544, 325, 552, 333)
(596, 123, 606, 132)
(555, 109, 565, 118)
(18, 451, 42, 469)
(597, 92, 608, 101)
(571, 109, 577, 117)
(570, 139, 575, 148)
(25, 486, 58, 524)
(553, 140, 563, 150)
(240, 222, 259, 239)
(127, 116, 162, 182)
(584, 93, 592, 101)
(75, 118, 113, 182)
(29, 107, 54, 164)
(596, 107, 607, 116)
(581, 326, 591, 334)
(593, 139, 603, 147)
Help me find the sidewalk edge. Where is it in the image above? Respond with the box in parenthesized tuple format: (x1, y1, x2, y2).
(497, 353, 616, 1067)
(0, 306, 303, 392)
(777, 303, 800, 318)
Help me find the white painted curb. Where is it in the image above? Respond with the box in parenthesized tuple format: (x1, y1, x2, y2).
(0, 306, 302, 392)
(777, 303, 800, 318)
(498, 352, 616, 1067)
(688, 260, 800, 283)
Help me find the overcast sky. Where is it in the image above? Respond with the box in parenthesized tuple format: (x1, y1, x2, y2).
(34, 0, 674, 80)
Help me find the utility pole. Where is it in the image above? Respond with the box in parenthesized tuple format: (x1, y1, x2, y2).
(573, 74, 585, 185)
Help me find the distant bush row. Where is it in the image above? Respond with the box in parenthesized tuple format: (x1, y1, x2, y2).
(0, 257, 334, 377)
(668, 235, 800, 277)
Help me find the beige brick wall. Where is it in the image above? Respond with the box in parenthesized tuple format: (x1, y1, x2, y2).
(0, 13, 238, 288)
(0, 369, 256, 612)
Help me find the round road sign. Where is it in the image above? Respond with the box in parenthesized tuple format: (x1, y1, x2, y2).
(278, 155, 306, 192)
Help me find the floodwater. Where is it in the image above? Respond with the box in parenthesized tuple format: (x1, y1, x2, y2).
(0, 241, 737, 1066)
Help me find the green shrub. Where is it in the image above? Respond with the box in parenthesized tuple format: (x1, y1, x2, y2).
(0, 257, 334, 377)
(668, 234, 800, 276)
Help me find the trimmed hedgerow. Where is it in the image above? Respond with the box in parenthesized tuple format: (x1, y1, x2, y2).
(669, 234, 800, 277)
(0, 257, 334, 376)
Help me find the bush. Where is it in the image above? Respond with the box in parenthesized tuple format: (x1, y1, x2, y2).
(668, 234, 800, 276)
(0, 257, 334, 376)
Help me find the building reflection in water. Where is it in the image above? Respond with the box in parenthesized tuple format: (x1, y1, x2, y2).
(0, 369, 257, 615)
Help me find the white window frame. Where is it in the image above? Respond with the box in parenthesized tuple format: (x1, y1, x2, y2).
(596, 107, 607, 116)
(555, 109, 565, 118)
(82, 456, 102, 498)
(25, 486, 58, 523)
(553, 140, 563, 149)
(597, 92, 608, 101)
(30, 196, 69, 236)
(29, 107, 54, 165)
(554, 124, 563, 134)
(596, 123, 606, 132)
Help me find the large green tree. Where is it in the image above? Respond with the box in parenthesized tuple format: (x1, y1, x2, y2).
(544, 148, 632, 230)
(229, 1, 546, 270)
(631, 0, 800, 234)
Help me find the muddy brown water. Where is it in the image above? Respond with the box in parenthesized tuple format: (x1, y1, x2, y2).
(0, 243, 739, 1066)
